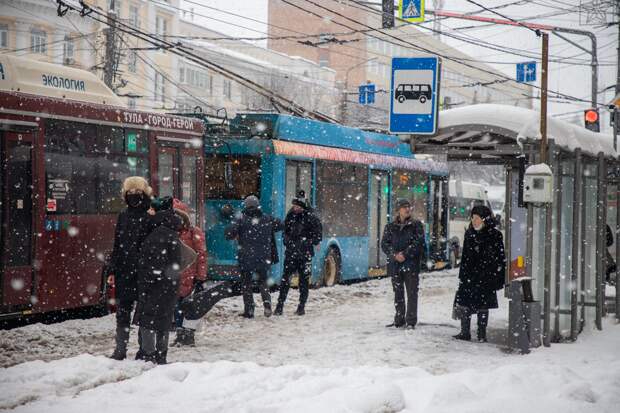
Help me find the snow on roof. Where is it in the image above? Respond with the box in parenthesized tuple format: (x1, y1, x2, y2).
(439, 104, 617, 157)
(525, 163, 553, 175)
(0, 55, 124, 107)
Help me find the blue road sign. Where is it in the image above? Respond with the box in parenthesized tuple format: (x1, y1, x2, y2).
(358, 83, 376, 105)
(389, 56, 441, 135)
(516, 61, 536, 83)
(399, 0, 425, 23)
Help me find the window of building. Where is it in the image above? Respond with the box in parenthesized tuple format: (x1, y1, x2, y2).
(128, 97, 136, 109)
(129, 5, 140, 27)
(205, 154, 261, 199)
(318, 49, 329, 68)
(316, 162, 368, 237)
(44, 120, 149, 215)
(223, 79, 232, 99)
(154, 72, 165, 103)
(63, 35, 75, 64)
(0, 24, 8, 48)
(179, 66, 185, 83)
(156, 16, 168, 37)
(30, 29, 47, 54)
(127, 50, 137, 72)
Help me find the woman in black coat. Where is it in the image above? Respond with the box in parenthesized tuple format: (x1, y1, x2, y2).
(453, 205, 506, 342)
(133, 201, 183, 364)
(109, 177, 153, 361)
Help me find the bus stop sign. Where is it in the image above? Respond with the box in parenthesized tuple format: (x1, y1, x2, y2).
(389, 56, 441, 135)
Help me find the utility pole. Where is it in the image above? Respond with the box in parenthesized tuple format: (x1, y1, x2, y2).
(104, 0, 117, 89)
(540, 33, 549, 164)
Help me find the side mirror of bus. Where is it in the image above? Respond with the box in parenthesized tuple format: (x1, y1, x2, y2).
(220, 204, 234, 220)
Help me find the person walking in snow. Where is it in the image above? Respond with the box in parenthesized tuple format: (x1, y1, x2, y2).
(172, 199, 207, 347)
(274, 191, 322, 316)
(225, 195, 284, 318)
(108, 177, 154, 361)
(381, 199, 426, 329)
(133, 197, 183, 364)
(453, 205, 506, 342)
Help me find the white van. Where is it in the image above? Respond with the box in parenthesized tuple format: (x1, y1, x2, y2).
(448, 180, 495, 266)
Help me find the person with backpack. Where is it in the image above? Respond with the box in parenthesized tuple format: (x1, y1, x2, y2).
(225, 195, 284, 318)
(275, 191, 322, 316)
(133, 197, 184, 364)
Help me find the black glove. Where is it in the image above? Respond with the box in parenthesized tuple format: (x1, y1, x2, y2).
(193, 279, 205, 294)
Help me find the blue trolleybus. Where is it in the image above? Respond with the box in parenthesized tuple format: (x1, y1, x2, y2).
(204, 113, 450, 286)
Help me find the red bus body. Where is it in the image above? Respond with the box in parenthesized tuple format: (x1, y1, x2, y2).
(0, 57, 205, 319)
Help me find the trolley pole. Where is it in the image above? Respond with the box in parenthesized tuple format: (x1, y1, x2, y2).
(104, 0, 117, 89)
(540, 32, 552, 348)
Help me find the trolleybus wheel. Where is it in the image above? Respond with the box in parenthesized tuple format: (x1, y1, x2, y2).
(322, 248, 341, 287)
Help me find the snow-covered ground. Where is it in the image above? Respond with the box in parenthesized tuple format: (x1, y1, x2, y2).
(1, 270, 619, 412)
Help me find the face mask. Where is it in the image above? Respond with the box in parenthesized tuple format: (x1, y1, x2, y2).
(125, 192, 145, 208)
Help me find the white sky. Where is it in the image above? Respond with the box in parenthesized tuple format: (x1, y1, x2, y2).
(181, 0, 618, 128)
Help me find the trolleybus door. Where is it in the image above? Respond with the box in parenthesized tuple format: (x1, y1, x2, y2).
(156, 145, 203, 226)
(1, 132, 34, 308)
(369, 170, 389, 269)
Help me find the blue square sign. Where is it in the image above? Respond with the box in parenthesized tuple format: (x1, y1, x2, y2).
(516, 61, 536, 83)
(389, 56, 441, 135)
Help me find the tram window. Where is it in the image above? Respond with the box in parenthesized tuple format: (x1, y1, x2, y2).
(316, 161, 368, 237)
(45, 120, 149, 215)
(205, 154, 260, 199)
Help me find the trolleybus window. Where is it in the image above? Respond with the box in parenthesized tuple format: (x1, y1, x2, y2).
(285, 160, 312, 209)
(205, 154, 261, 199)
(316, 161, 368, 237)
(181, 154, 198, 224)
(45, 120, 149, 215)
(392, 170, 428, 222)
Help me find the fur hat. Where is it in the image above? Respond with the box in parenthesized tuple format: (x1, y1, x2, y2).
(292, 190, 309, 210)
(122, 176, 152, 197)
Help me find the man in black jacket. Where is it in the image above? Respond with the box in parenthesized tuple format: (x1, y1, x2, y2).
(381, 199, 426, 329)
(226, 195, 284, 318)
(108, 177, 153, 360)
(275, 191, 322, 316)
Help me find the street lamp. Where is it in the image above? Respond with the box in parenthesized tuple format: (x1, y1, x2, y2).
(341, 57, 378, 124)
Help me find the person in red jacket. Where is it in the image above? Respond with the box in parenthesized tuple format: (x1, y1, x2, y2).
(172, 199, 207, 346)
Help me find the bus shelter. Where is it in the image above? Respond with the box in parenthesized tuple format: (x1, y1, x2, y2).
(409, 104, 619, 348)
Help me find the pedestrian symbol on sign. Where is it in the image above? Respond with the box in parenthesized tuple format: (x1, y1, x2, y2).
(399, 0, 425, 22)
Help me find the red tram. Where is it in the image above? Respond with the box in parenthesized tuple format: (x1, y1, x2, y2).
(0, 55, 205, 320)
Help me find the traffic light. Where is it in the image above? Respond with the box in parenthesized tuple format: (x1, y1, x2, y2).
(584, 109, 600, 132)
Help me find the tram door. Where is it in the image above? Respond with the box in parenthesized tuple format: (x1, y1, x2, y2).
(1, 132, 34, 308)
(369, 170, 389, 268)
(156, 144, 203, 227)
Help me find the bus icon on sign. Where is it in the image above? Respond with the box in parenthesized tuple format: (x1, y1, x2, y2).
(395, 83, 432, 104)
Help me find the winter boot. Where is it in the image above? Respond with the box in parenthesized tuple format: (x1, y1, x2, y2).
(156, 350, 168, 365)
(477, 311, 489, 343)
(143, 352, 158, 364)
(176, 328, 195, 346)
(274, 302, 284, 316)
(453, 316, 472, 341)
(135, 350, 144, 361)
(240, 305, 254, 318)
(295, 303, 305, 316)
(264, 302, 272, 318)
(109, 325, 130, 360)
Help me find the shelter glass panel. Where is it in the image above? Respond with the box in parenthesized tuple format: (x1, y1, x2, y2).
(582, 163, 598, 326)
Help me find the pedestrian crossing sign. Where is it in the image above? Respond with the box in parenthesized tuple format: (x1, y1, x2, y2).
(399, 0, 425, 23)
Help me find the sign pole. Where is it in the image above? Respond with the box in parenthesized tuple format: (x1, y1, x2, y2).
(540, 32, 549, 164)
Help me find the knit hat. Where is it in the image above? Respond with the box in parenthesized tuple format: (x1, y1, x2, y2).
(152, 196, 174, 212)
(121, 176, 152, 197)
(244, 195, 260, 209)
(395, 198, 411, 210)
(292, 190, 309, 210)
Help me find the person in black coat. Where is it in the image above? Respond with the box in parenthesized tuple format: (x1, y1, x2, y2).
(225, 195, 284, 318)
(275, 191, 322, 316)
(108, 177, 153, 361)
(133, 198, 183, 364)
(381, 199, 426, 329)
(453, 205, 506, 342)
